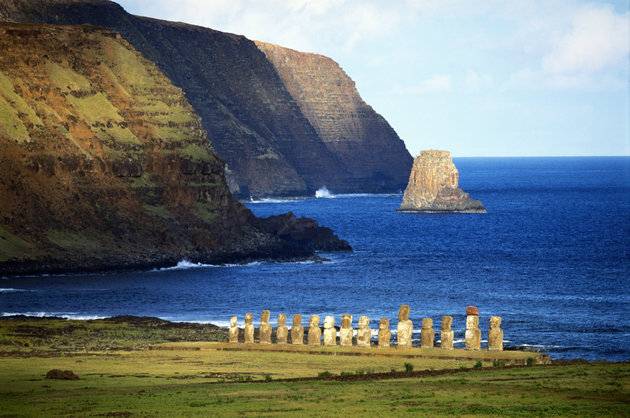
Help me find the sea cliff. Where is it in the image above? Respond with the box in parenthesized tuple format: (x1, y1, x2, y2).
(0, 22, 349, 275)
(397, 150, 486, 213)
(0, 0, 413, 198)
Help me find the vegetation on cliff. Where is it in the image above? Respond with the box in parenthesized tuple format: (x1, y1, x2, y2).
(0, 0, 412, 197)
(0, 22, 349, 275)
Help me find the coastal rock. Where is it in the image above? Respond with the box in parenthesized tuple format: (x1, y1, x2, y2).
(258, 212, 351, 253)
(323, 316, 336, 346)
(276, 314, 288, 345)
(378, 318, 391, 348)
(440, 316, 454, 350)
(340, 314, 353, 347)
(420, 318, 434, 348)
(397, 150, 486, 213)
(488, 316, 503, 351)
(259, 310, 272, 344)
(228, 316, 239, 343)
(290, 314, 304, 345)
(397, 305, 413, 349)
(307, 315, 321, 346)
(356, 316, 371, 348)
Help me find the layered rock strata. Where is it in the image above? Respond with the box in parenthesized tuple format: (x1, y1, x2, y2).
(397, 150, 486, 213)
(0, 23, 350, 275)
(255, 42, 413, 193)
(1, 0, 413, 197)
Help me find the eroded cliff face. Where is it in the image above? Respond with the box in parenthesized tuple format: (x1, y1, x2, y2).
(255, 42, 413, 193)
(0, 22, 349, 275)
(0, 0, 412, 197)
(397, 150, 486, 213)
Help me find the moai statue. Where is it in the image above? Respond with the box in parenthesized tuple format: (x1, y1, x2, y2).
(378, 318, 391, 348)
(228, 316, 239, 343)
(323, 316, 336, 346)
(420, 317, 434, 348)
(259, 310, 272, 344)
(276, 314, 288, 345)
(488, 316, 503, 351)
(340, 314, 353, 347)
(290, 314, 304, 345)
(397, 305, 413, 349)
(465, 307, 481, 350)
(440, 315, 454, 349)
(244, 312, 254, 344)
(307, 315, 321, 346)
(356, 316, 371, 348)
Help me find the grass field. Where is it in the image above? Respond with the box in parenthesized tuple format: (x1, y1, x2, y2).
(0, 316, 628, 416)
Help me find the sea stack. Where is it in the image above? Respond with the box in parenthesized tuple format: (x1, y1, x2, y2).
(397, 150, 486, 213)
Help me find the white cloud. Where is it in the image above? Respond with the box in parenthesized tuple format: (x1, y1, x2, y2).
(542, 4, 630, 75)
(464, 71, 494, 91)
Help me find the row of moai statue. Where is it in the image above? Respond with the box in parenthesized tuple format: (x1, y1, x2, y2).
(228, 305, 503, 351)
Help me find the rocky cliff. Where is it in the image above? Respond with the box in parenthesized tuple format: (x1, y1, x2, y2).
(255, 42, 413, 193)
(0, 0, 413, 197)
(0, 22, 349, 275)
(397, 150, 486, 213)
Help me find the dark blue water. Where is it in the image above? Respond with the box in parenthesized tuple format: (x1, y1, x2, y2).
(2, 157, 629, 361)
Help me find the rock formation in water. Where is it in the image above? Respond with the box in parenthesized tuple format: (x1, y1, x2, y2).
(397, 150, 486, 213)
(0, 22, 350, 275)
(1, 0, 413, 198)
(255, 42, 413, 193)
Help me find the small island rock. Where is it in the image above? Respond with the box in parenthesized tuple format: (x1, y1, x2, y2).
(397, 150, 486, 213)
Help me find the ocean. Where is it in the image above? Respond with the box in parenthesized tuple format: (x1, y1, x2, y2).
(2, 157, 629, 361)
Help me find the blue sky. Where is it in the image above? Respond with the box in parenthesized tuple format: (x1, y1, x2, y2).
(117, 0, 629, 157)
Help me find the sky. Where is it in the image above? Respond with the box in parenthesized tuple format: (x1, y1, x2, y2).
(116, 0, 629, 157)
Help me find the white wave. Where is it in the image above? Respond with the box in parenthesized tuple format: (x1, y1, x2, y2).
(247, 197, 302, 204)
(1, 311, 105, 320)
(315, 186, 334, 198)
(0, 288, 34, 293)
(156, 260, 262, 271)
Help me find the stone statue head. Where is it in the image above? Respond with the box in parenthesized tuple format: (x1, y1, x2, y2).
(490, 316, 501, 328)
(398, 305, 410, 321)
(341, 314, 352, 329)
(278, 314, 287, 327)
(245, 313, 253, 324)
(379, 318, 389, 329)
(309, 315, 320, 327)
(359, 316, 369, 328)
(292, 314, 302, 326)
(466, 315, 479, 328)
(230, 316, 237, 327)
(421, 317, 433, 329)
(441, 315, 452, 330)
(324, 316, 334, 329)
(261, 310, 270, 323)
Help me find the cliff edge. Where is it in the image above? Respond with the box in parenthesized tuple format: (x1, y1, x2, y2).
(0, 22, 349, 276)
(255, 42, 413, 193)
(0, 0, 413, 197)
(397, 150, 486, 213)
